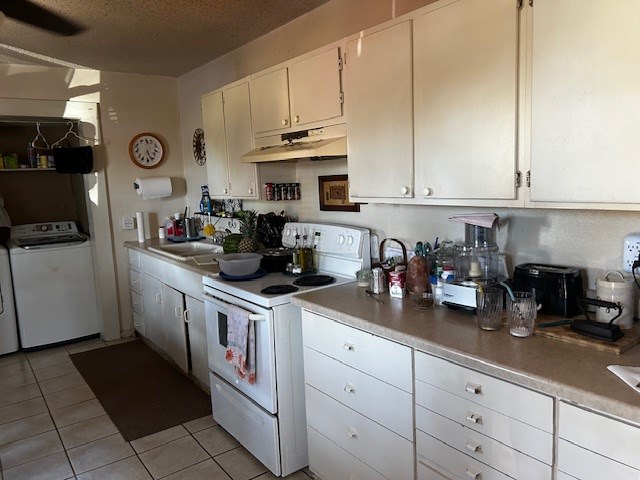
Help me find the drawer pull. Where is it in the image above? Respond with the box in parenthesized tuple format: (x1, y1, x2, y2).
(343, 342, 355, 351)
(155, 293, 162, 304)
(465, 467, 481, 479)
(466, 412, 482, 424)
(346, 427, 358, 439)
(465, 382, 482, 395)
(465, 439, 482, 453)
(344, 383, 356, 394)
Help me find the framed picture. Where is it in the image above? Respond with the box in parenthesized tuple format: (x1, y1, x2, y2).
(318, 174, 360, 212)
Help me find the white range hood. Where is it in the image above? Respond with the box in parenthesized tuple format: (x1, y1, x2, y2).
(242, 125, 348, 163)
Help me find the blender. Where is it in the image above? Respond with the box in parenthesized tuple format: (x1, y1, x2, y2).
(442, 213, 501, 310)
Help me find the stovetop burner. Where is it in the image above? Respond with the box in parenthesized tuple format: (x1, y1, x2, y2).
(261, 285, 299, 295)
(293, 275, 336, 287)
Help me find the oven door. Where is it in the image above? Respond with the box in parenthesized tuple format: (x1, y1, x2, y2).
(203, 288, 277, 414)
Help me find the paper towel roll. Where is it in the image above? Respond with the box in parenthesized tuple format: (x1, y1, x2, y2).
(136, 212, 145, 243)
(134, 177, 172, 200)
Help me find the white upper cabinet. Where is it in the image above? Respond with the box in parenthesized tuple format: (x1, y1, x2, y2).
(528, 0, 640, 207)
(249, 46, 343, 136)
(345, 20, 414, 199)
(201, 81, 257, 199)
(414, 0, 519, 202)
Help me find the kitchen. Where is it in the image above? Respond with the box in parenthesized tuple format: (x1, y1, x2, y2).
(1, 0, 640, 479)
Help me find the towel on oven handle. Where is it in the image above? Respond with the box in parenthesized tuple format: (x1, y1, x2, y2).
(225, 305, 256, 384)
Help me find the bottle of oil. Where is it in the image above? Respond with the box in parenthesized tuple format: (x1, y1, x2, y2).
(300, 231, 314, 273)
(292, 232, 302, 273)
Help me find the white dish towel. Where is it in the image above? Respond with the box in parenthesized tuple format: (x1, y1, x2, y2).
(607, 365, 640, 395)
(225, 305, 256, 385)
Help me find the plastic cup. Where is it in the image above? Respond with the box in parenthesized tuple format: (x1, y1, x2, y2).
(507, 292, 537, 337)
(476, 288, 503, 331)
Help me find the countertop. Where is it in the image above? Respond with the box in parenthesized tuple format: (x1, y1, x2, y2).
(124, 239, 220, 277)
(292, 284, 640, 426)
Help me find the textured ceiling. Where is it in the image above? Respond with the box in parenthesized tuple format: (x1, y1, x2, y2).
(0, 0, 332, 76)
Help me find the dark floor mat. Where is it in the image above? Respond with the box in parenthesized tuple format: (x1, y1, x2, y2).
(70, 340, 211, 442)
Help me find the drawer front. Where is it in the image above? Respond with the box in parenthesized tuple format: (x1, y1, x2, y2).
(416, 380, 552, 464)
(417, 430, 513, 480)
(169, 264, 202, 299)
(128, 248, 141, 269)
(558, 438, 640, 480)
(417, 462, 451, 480)
(307, 427, 388, 480)
(129, 269, 142, 293)
(304, 346, 413, 440)
(415, 351, 552, 432)
(305, 385, 413, 480)
(140, 251, 170, 282)
(131, 291, 144, 315)
(210, 373, 281, 476)
(132, 311, 145, 336)
(559, 402, 640, 470)
(416, 405, 551, 480)
(302, 310, 412, 392)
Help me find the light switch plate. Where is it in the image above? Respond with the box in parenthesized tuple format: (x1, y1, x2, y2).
(122, 215, 135, 230)
(623, 233, 640, 272)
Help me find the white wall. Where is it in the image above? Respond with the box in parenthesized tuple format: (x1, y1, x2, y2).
(0, 65, 186, 339)
(178, 0, 640, 289)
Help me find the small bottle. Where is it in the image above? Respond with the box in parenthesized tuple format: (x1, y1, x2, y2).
(27, 142, 38, 168)
(199, 185, 212, 214)
(312, 231, 321, 269)
(292, 232, 301, 272)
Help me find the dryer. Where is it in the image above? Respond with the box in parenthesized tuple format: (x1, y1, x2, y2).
(0, 245, 18, 355)
(9, 221, 100, 349)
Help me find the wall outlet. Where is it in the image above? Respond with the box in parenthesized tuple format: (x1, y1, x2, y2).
(623, 233, 640, 272)
(122, 215, 135, 230)
(370, 234, 380, 261)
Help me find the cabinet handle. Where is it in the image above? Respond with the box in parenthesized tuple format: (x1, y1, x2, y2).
(293, 115, 300, 124)
(248, 188, 253, 195)
(346, 427, 357, 439)
(223, 188, 228, 194)
(422, 187, 433, 197)
(183, 309, 190, 323)
(155, 293, 162, 304)
(400, 186, 410, 195)
(282, 118, 289, 126)
(465, 467, 481, 479)
(466, 412, 482, 424)
(465, 382, 482, 395)
(343, 342, 355, 351)
(344, 383, 356, 394)
(174, 306, 182, 318)
(134, 322, 141, 327)
(465, 439, 482, 453)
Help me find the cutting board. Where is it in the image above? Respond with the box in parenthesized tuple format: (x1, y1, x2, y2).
(534, 316, 640, 354)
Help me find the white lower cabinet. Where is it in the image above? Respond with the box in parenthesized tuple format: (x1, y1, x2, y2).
(126, 248, 209, 389)
(414, 351, 553, 480)
(557, 402, 640, 479)
(301, 310, 413, 480)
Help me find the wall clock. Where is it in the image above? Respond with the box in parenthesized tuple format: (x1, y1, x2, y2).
(193, 128, 206, 165)
(129, 133, 165, 169)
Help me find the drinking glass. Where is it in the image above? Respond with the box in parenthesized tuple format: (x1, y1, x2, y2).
(507, 292, 537, 337)
(476, 287, 503, 331)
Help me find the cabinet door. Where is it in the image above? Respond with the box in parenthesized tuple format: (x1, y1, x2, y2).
(345, 20, 414, 199)
(249, 68, 291, 134)
(161, 284, 188, 373)
(529, 0, 640, 205)
(202, 91, 230, 197)
(185, 295, 208, 387)
(142, 273, 164, 350)
(223, 83, 258, 198)
(289, 47, 343, 128)
(414, 0, 518, 201)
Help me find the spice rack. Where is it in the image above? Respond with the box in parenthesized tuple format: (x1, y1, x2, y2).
(263, 182, 301, 201)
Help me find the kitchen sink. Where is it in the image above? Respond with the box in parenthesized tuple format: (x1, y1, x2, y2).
(148, 241, 223, 261)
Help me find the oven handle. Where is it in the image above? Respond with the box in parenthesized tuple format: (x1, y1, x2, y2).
(203, 290, 267, 322)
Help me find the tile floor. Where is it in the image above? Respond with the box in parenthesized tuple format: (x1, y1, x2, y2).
(0, 338, 314, 480)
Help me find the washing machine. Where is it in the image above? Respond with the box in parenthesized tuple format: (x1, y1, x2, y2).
(9, 221, 100, 349)
(0, 245, 18, 355)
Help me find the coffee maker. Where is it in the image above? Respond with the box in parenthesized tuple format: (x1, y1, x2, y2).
(442, 213, 502, 310)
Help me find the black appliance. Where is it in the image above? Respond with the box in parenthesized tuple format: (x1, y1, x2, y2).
(513, 263, 584, 317)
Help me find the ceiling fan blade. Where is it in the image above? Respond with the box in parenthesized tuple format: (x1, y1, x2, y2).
(1, 0, 85, 36)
